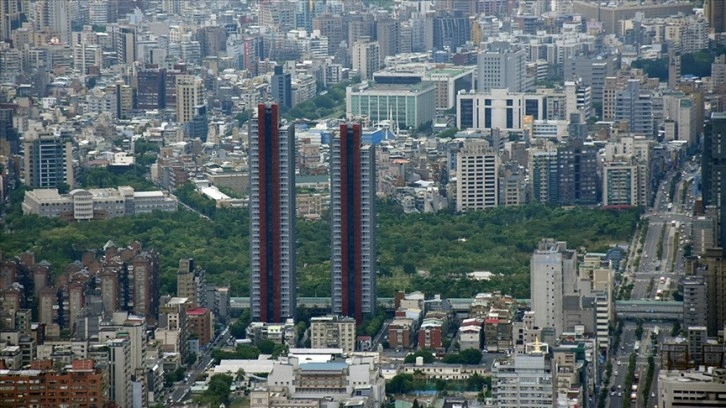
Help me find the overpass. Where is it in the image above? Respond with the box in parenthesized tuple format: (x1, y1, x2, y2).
(614, 300, 682, 320)
(229, 297, 504, 313)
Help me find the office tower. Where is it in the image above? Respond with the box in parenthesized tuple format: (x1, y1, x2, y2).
(530, 239, 576, 336)
(352, 40, 380, 80)
(330, 123, 376, 323)
(40, 0, 71, 45)
(682, 275, 707, 329)
(312, 14, 343, 55)
(23, 132, 74, 189)
(492, 339, 553, 407)
(703, 113, 726, 253)
(556, 137, 598, 206)
(116, 27, 136, 66)
(706, 0, 726, 34)
(115, 84, 133, 120)
(529, 149, 558, 204)
(136, 67, 166, 110)
(107, 338, 132, 408)
(249, 103, 296, 323)
(376, 18, 399, 63)
(614, 79, 653, 136)
(271, 66, 292, 109)
(177, 258, 205, 308)
(476, 47, 527, 92)
(175, 75, 203, 124)
(456, 139, 499, 211)
(0, 106, 19, 156)
(430, 11, 471, 52)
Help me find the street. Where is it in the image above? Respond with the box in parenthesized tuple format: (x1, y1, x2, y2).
(170, 329, 233, 403)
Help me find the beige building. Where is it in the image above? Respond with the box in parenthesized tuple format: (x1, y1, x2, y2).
(456, 139, 499, 212)
(658, 368, 726, 407)
(175, 75, 204, 123)
(310, 315, 356, 354)
(352, 40, 380, 80)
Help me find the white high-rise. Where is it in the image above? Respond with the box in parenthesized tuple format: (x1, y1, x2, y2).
(455, 139, 499, 212)
(352, 40, 380, 80)
(175, 75, 204, 124)
(530, 239, 576, 336)
(476, 47, 527, 92)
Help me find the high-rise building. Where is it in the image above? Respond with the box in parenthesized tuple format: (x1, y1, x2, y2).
(249, 103, 296, 323)
(352, 40, 380, 80)
(312, 14, 343, 55)
(492, 339, 553, 407)
(136, 67, 166, 111)
(330, 123, 376, 323)
(529, 149, 558, 204)
(476, 47, 527, 93)
(40, 0, 71, 45)
(271, 66, 292, 109)
(376, 18, 399, 63)
(108, 338, 132, 408)
(430, 11, 471, 52)
(614, 79, 653, 136)
(682, 275, 707, 329)
(705, 0, 726, 34)
(530, 239, 576, 336)
(177, 258, 204, 308)
(556, 137, 598, 206)
(0, 106, 19, 156)
(702, 113, 726, 254)
(456, 139, 499, 211)
(116, 26, 136, 66)
(175, 75, 204, 124)
(23, 132, 74, 189)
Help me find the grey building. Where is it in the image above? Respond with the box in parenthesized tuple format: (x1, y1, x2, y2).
(271, 66, 292, 109)
(564, 55, 615, 105)
(476, 47, 527, 93)
(614, 79, 653, 136)
(682, 275, 707, 329)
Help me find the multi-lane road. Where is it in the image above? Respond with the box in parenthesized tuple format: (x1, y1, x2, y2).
(607, 160, 699, 408)
(170, 329, 233, 404)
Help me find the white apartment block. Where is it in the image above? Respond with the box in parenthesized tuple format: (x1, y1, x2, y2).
(530, 239, 577, 336)
(457, 88, 548, 131)
(455, 139, 499, 212)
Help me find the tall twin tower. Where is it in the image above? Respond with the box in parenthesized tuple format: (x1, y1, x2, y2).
(249, 103, 376, 324)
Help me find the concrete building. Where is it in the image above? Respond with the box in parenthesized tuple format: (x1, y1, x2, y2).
(492, 340, 553, 407)
(310, 315, 356, 354)
(175, 75, 204, 124)
(564, 55, 615, 105)
(457, 88, 548, 131)
(614, 79, 653, 136)
(706, 0, 726, 33)
(108, 338, 132, 408)
(602, 160, 639, 207)
(572, 1, 695, 35)
(330, 123, 376, 322)
(529, 148, 558, 204)
(271, 65, 292, 109)
(658, 368, 726, 407)
(23, 132, 74, 189)
(351, 40, 380, 80)
(249, 103, 296, 323)
(476, 47, 527, 93)
(187, 307, 213, 346)
(700, 248, 726, 336)
(0, 360, 106, 407)
(703, 113, 726, 256)
(530, 239, 577, 336)
(455, 139, 499, 211)
(22, 187, 177, 221)
(346, 82, 436, 128)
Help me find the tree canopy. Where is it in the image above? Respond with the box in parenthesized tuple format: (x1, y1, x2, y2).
(0, 181, 639, 299)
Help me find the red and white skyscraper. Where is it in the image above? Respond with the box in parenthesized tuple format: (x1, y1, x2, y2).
(249, 103, 296, 323)
(330, 123, 376, 324)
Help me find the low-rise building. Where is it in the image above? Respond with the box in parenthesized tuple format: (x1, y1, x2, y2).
(310, 315, 356, 354)
(22, 187, 177, 221)
(658, 368, 726, 407)
(0, 359, 107, 407)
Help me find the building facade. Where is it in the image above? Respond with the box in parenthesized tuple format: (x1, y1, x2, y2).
(456, 139, 499, 211)
(249, 103, 296, 323)
(310, 315, 356, 354)
(330, 123, 376, 322)
(23, 132, 74, 189)
(346, 82, 436, 128)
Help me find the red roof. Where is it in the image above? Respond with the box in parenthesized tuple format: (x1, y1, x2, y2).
(485, 318, 499, 324)
(186, 307, 209, 316)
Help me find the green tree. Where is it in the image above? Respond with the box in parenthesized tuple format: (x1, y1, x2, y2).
(197, 374, 233, 406)
(403, 350, 434, 364)
(386, 374, 414, 394)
